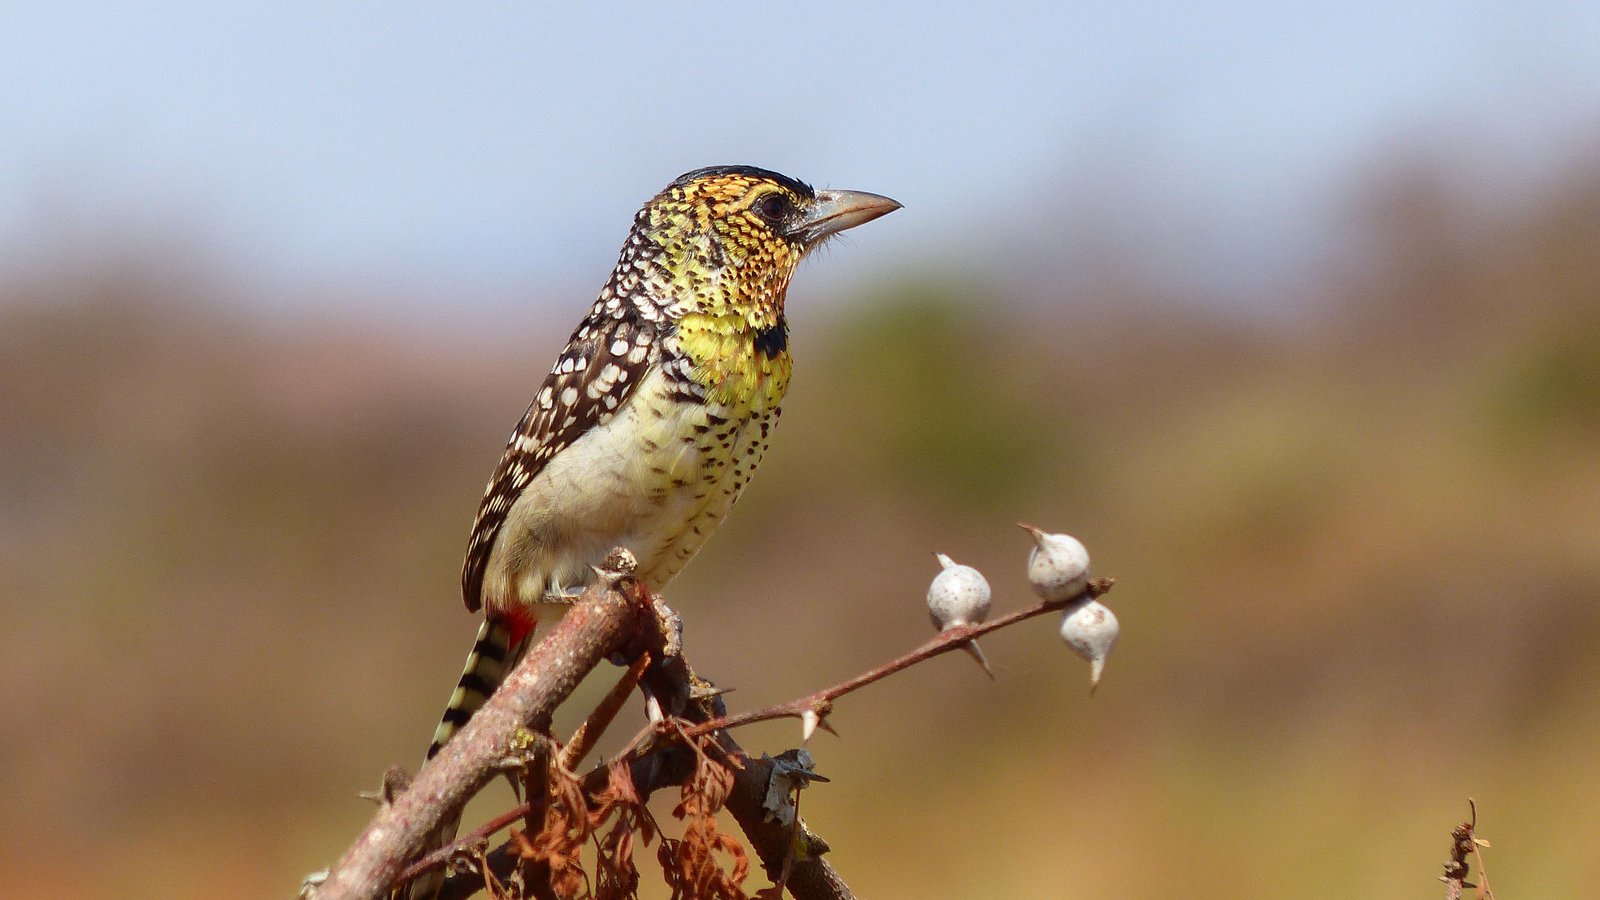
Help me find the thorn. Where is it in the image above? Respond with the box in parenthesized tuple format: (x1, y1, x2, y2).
(358, 764, 411, 805)
(960, 639, 994, 680)
(1017, 522, 1045, 544)
(933, 551, 956, 569)
(1089, 657, 1106, 696)
(592, 546, 639, 586)
(689, 680, 732, 701)
(800, 706, 838, 741)
(298, 870, 329, 899)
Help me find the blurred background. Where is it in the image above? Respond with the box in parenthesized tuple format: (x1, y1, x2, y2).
(4, 3, 1599, 897)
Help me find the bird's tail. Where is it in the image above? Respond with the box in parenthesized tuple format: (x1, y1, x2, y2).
(427, 617, 520, 759)
(403, 616, 528, 899)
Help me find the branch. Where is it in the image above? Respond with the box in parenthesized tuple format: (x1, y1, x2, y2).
(1441, 799, 1493, 900)
(401, 653, 650, 889)
(716, 745, 851, 900)
(315, 552, 656, 900)
(433, 610, 860, 900)
(396, 798, 536, 888)
(342, 554, 1112, 899)
(667, 579, 1115, 898)
(641, 631, 854, 900)
(432, 575, 1118, 900)
(688, 577, 1115, 738)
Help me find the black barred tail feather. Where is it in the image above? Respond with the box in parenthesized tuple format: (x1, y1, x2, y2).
(427, 618, 517, 758)
(403, 618, 523, 900)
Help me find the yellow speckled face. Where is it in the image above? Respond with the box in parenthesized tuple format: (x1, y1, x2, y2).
(676, 175, 806, 253)
(602, 165, 896, 407)
(637, 168, 814, 330)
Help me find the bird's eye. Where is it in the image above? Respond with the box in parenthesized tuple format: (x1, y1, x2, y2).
(752, 193, 791, 225)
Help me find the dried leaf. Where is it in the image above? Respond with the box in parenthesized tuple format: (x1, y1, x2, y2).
(654, 735, 751, 899)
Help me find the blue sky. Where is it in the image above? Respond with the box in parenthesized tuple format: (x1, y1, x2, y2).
(4, 2, 1599, 320)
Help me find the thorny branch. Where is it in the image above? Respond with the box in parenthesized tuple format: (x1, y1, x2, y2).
(432, 625, 858, 900)
(313, 550, 658, 900)
(683, 576, 1115, 740)
(317, 550, 1114, 900)
(1442, 799, 1494, 900)
(436, 578, 1115, 899)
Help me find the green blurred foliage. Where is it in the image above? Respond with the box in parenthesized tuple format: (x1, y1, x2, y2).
(814, 274, 1065, 513)
(1481, 312, 1600, 447)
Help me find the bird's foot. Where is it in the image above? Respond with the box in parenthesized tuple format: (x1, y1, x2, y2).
(541, 585, 588, 603)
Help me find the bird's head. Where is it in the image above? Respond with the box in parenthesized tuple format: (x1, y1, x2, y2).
(620, 165, 900, 328)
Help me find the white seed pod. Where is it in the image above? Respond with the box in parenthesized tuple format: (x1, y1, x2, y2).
(1059, 600, 1118, 693)
(926, 552, 991, 630)
(1020, 523, 1091, 602)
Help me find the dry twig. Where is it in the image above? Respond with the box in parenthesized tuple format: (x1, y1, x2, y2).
(322, 551, 1115, 900)
(1441, 799, 1494, 900)
(682, 577, 1115, 741)
(315, 552, 655, 900)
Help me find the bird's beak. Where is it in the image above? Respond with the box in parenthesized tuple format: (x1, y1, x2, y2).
(794, 189, 901, 246)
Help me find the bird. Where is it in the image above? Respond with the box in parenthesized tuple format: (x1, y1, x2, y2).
(406, 165, 898, 896)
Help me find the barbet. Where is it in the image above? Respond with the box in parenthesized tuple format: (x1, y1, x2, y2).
(407, 166, 897, 893)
